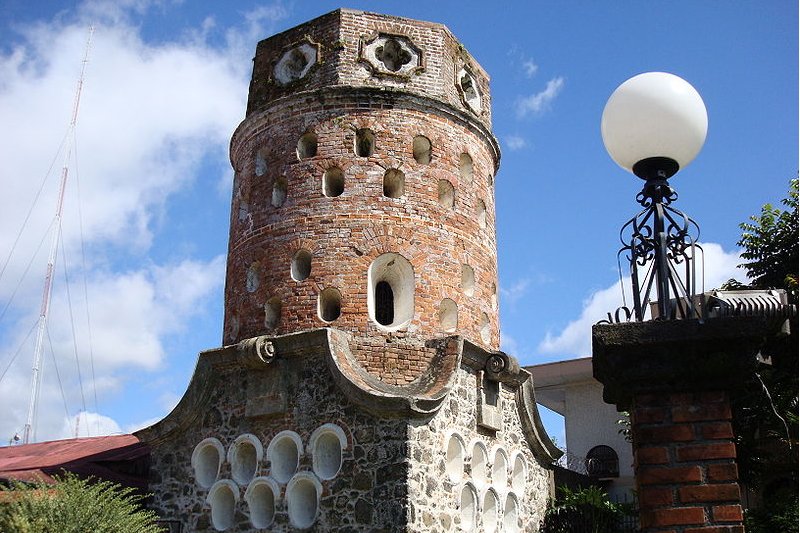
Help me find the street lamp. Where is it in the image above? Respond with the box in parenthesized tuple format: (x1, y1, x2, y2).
(601, 72, 708, 321)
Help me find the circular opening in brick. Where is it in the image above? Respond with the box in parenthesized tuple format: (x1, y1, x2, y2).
(297, 132, 317, 160)
(355, 128, 375, 157)
(412, 135, 431, 164)
(471, 441, 489, 488)
(492, 448, 508, 487)
(503, 493, 519, 532)
(323, 167, 344, 197)
(459, 153, 473, 181)
(267, 431, 302, 484)
(460, 482, 478, 531)
(445, 433, 465, 482)
(228, 434, 263, 486)
(272, 176, 287, 207)
(255, 148, 268, 177)
(383, 169, 405, 198)
(208, 480, 238, 531)
(246, 262, 261, 293)
(477, 199, 486, 228)
(264, 297, 281, 330)
(318, 287, 342, 322)
(367, 253, 414, 330)
(483, 488, 500, 533)
(192, 438, 224, 489)
(245, 477, 278, 529)
(438, 179, 455, 209)
(461, 264, 475, 297)
(438, 299, 458, 333)
(309, 424, 347, 480)
(480, 313, 491, 345)
(291, 249, 312, 281)
(511, 454, 526, 494)
(286, 473, 321, 529)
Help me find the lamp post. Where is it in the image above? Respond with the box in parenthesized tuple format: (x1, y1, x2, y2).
(601, 72, 708, 321)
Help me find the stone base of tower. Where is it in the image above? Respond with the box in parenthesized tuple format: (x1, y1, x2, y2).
(136, 329, 559, 532)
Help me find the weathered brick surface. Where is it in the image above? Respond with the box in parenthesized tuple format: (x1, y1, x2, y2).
(631, 389, 746, 532)
(224, 10, 501, 386)
(711, 504, 744, 522)
(641, 507, 706, 527)
(675, 442, 737, 462)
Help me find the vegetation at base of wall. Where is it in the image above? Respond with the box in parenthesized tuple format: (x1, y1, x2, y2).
(0, 473, 164, 533)
(540, 485, 637, 533)
(744, 493, 799, 533)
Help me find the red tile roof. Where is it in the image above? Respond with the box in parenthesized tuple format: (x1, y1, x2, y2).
(0, 434, 149, 488)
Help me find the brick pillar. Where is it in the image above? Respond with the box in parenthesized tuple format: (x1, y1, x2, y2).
(634, 391, 743, 532)
(592, 318, 769, 533)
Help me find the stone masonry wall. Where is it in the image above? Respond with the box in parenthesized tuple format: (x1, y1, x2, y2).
(408, 364, 552, 532)
(147, 348, 411, 532)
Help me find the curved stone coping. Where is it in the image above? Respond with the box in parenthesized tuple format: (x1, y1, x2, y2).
(325, 329, 461, 417)
(136, 327, 561, 460)
(516, 374, 563, 464)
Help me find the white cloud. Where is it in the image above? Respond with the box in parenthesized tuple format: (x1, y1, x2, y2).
(537, 243, 745, 357)
(505, 135, 527, 151)
(516, 76, 565, 118)
(522, 59, 538, 78)
(0, 1, 286, 442)
(500, 278, 531, 307)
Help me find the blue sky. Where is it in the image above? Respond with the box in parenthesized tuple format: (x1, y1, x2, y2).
(0, 1, 796, 445)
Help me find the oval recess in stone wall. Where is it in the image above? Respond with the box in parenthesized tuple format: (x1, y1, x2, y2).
(445, 432, 465, 483)
(503, 493, 520, 533)
(511, 453, 527, 494)
(492, 447, 508, 488)
(286, 472, 322, 529)
(267, 430, 303, 484)
(308, 423, 347, 480)
(460, 482, 478, 531)
(227, 433, 263, 486)
(191, 437, 225, 489)
(245, 476, 280, 529)
(483, 487, 500, 533)
(470, 441, 489, 489)
(207, 480, 238, 531)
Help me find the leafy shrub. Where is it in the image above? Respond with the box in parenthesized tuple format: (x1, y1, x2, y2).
(0, 473, 164, 533)
(540, 485, 636, 533)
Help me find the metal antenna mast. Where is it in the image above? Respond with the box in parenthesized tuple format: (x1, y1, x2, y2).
(23, 26, 94, 444)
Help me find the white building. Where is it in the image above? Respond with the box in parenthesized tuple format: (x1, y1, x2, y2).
(529, 357, 635, 501)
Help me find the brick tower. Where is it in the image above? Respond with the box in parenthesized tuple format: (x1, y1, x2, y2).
(138, 9, 560, 532)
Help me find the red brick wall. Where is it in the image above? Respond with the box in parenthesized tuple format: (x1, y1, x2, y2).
(224, 10, 501, 385)
(633, 391, 744, 533)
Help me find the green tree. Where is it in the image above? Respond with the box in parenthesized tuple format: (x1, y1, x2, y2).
(0, 473, 164, 533)
(730, 178, 798, 532)
(737, 177, 798, 300)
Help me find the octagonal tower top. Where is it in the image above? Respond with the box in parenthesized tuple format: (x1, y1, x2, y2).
(246, 8, 493, 130)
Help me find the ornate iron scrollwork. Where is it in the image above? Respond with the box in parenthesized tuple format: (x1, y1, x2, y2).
(616, 175, 704, 322)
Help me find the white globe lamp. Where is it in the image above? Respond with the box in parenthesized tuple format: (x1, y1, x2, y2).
(601, 72, 708, 180)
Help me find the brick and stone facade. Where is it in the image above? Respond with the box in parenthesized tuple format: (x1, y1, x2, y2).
(137, 9, 559, 532)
